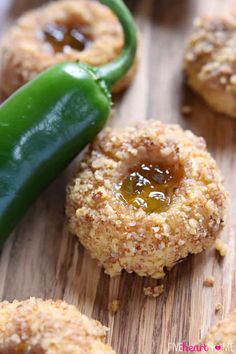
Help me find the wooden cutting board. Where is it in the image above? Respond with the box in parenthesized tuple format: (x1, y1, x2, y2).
(0, 1, 236, 353)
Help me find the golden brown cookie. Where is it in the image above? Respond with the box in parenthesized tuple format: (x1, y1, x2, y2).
(184, 16, 236, 118)
(0, 298, 115, 354)
(0, 0, 137, 98)
(66, 120, 226, 278)
(204, 309, 236, 353)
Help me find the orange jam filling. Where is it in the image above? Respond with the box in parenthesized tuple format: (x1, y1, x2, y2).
(43, 24, 91, 52)
(116, 162, 182, 213)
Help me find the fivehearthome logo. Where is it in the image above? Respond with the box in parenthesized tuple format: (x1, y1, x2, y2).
(168, 341, 235, 352)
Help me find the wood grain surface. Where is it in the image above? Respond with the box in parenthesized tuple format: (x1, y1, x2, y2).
(0, 1, 236, 353)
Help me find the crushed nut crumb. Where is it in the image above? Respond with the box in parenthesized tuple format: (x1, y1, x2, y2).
(215, 303, 223, 313)
(182, 105, 192, 115)
(143, 285, 164, 298)
(203, 276, 215, 287)
(108, 299, 121, 314)
(215, 239, 228, 257)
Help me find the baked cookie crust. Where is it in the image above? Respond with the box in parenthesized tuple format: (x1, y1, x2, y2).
(66, 120, 226, 278)
(184, 16, 236, 118)
(0, 0, 137, 98)
(0, 298, 115, 354)
(204, 309, 236, 353)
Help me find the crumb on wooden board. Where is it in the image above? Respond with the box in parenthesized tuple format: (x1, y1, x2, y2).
(203, 276, 215, 287)
(108, 299, 121, 314)
(143, 285, 164, 298)
(182, 105, 192, 115)
(215, 303, 223, 313)
(215, 239, 228, 257)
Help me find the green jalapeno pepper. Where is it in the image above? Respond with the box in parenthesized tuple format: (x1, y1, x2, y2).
(0, 0, 137, 246)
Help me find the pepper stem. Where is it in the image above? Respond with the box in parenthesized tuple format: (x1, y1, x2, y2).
(96, 0, 137, 88)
